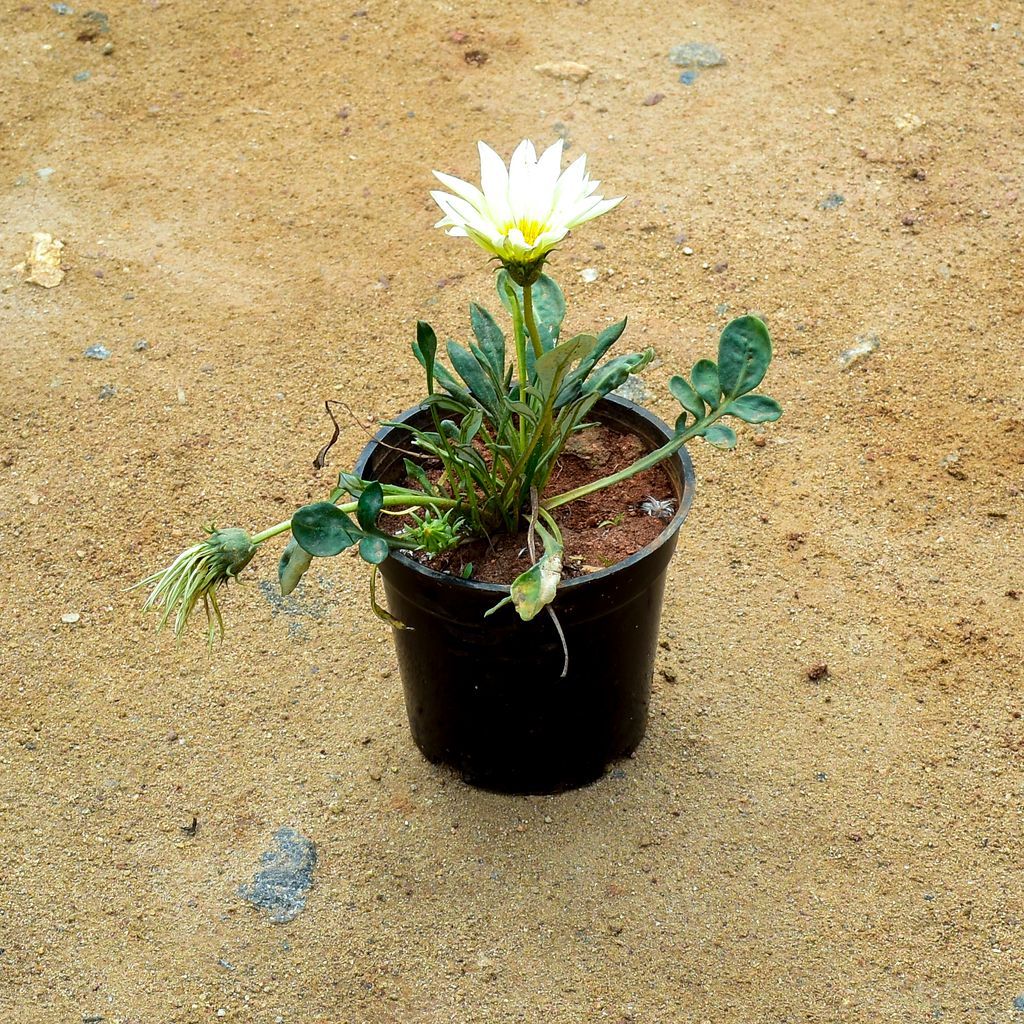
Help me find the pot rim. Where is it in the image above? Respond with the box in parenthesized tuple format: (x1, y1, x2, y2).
(353, 394, 696, 595)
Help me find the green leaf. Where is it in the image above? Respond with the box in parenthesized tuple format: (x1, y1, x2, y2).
(554, 318, 628, 408)
(692, 359, 721, 408)
(292, 502, 360, 557)
(674, 412, 689, 434)
(581, 348, 655, 397)
(359, 535, 390, 564)
(403, 458, 437, 497)
(413, 321, 437, 393)
(727, 394, 783, 423)
(534, 334, 596, 398)
(510, 524, 563, 621)
(355, 481, 384, 533)
(454, 444, 490, 477)
(459, 408, 484, 443)
(469, 303, 505, 382)
(717, 315, 772, 398)
(496, 271, 565, 349)
(447, 340, 499, 411)
(412, 340, 470, 401)
(668, 374, 706, 421)
(278, 537, 313, 597)
(702, 424, 737, 449)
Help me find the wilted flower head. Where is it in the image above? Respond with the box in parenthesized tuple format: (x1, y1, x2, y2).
(431, 139, 623, 283)
(136, 526, 256, 641)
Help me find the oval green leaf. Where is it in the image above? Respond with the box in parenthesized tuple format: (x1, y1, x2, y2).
(356, 481, 384, 533)
(691, 359, 721, 408)
(702, 424, 737, 449)
(292, 502, 359, 557)
(359, 535, 390, 565)
(728, 394, 783, 423)
(668, 374, 706, 421)
(718, 315, 772, 398)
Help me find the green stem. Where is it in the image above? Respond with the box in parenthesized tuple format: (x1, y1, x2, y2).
(542, 407, 728, 511)
(522, 283, 544, 360)
(506, 285, 529, 452)
(249, 495, 460, 546)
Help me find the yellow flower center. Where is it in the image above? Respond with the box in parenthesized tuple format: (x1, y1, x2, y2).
(502, 218, 546, 245)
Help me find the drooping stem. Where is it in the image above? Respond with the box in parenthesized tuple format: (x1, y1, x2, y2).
(542, 406, 728, 511)
(522, 283, 544, 360)
(250, 494, 461, 546)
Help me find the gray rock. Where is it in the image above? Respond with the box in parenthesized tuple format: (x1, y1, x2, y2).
(133, 339, 149, 351)
(668, 43, 726, 69)
(81, 10, 110, 33)
(239, 827, 317, 923)
(84, 344, 111, 360)
(97, 384, 116, 400)
(73, 70, 91, 82)
(818, 192, 845, 210)
(50, 2, 73, 12)
(611, 375, 654, 405)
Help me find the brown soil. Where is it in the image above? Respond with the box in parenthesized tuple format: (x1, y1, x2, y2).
(395, 422, 676, 583)
(2, 2, 1023, 1023)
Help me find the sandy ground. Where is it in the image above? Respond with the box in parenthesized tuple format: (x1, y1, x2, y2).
(2, 0, 1023, 1021)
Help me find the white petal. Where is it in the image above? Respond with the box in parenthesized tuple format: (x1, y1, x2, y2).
(564, 194, 623, 229)
(477, 142, 512, 221)
(508, 140, 540, 217)
(535, 139, 564, 193)
(432, 169, 486, 210)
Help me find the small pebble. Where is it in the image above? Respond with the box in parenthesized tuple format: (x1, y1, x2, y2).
(533, 60, 591, 83)
(642, 92, 665, 106)
(133, 339, 149, 351)
(98, 384, 116, 400)
(580, 267, 599, 283)
(681, 245, 694, 255)
(36, 167, 56, 180)
(678, 70, 698, 85)
(818, 193, 845, 211)
(668, 42, 726, 68)
(102, 42, 114, 55)
(838, 332, 880, 370)
(50, 1, 73, 12)
(61, 612, 81, 624)
(72, 70, 91, 82)
(84, 344, 111, 360)
(807, 662, 829, 681)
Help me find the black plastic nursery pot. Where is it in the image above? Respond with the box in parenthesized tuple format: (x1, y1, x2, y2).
(353, 395, 696, 794)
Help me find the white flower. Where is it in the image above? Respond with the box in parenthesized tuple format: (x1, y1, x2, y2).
(431, 140, 623, 276)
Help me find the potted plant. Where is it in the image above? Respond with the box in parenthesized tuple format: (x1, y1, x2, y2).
(139, 140, 782, 793)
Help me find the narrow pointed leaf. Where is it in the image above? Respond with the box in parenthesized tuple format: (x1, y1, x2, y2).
(447, 340, 499, 411)
(469, 302, 505, 381)
(403, 458, 438, 497)
(534, 334, 596, 397)
(581, 349, 655, 397)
